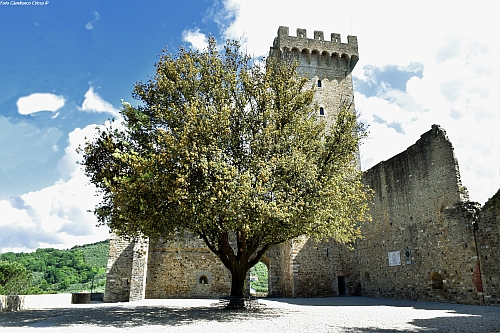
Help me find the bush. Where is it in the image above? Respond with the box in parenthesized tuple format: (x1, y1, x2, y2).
(0, 260, 32, 295)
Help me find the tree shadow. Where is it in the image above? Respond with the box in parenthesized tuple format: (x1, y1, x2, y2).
(0, 304, 290, 328)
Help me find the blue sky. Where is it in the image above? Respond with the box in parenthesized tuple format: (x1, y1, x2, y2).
(1, 0, 498, 252)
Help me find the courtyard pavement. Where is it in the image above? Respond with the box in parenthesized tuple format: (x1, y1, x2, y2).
(1, 296, 500, 332)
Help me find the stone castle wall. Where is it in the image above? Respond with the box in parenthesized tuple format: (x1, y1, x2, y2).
(476, 190, 500, 305)
(103, 234, 134, 302)
(103, 125, 500, 305)
(145, 235, 231, 299)
(290, 237, 358, 297)
(358, 125, 486, 304)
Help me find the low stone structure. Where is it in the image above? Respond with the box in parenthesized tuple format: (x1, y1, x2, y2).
(0, 294, 73, 311)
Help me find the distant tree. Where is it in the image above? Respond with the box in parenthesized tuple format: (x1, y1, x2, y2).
(0, 260, 32, 295)
(80, 38, 372, 309)
(0, 241, 109, 294)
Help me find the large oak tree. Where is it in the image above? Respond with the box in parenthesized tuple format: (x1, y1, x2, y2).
(80, 38, 371, 308)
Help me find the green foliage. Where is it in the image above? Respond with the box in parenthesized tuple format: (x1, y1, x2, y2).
(0, 240, 109, 294)
(0, 260, 32, 295)
(249, 262, 268, 294)
(80, 38, 372, 299)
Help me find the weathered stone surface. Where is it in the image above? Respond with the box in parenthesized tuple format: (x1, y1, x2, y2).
(477, 189, 500, 305)
(358, 125, 493, 305)
(145, 235, 231, 299)
(103, 235, 150, 303)
(271, 26, 358, 124)
(71, 293, 91, 304)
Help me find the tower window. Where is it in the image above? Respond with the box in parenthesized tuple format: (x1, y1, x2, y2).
(317, 80, 322, 88)
(319, 107, 325, 116)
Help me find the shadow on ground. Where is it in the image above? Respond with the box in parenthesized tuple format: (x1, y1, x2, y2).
(2, 297, 500, 332)
(0, 305, 291, 329)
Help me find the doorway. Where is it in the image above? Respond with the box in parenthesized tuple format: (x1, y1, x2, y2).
(338, 276, 346, 296)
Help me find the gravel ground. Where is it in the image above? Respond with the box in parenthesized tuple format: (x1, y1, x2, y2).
(1, 297, 500, 333)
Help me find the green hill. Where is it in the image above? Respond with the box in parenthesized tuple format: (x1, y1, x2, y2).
(0, 240, 109, 294)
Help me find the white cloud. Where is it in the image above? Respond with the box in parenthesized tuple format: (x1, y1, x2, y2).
(214, 0, 500, 204)
(0, 124, 110, 253)
(80, 86, 120, 118)
(182, 28, 209, 50)
(85, 11, 100, 30)
(16, 93, 65, 115)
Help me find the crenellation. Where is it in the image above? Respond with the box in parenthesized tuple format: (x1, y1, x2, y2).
(277, 25, 289, 38)
(314, 30, 324, 41)
(347, 35, 357, 45)
(273, 26, 358, 66)
(331, 33, 341, 43)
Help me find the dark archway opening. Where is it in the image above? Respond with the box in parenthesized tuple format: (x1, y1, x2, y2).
(338, 276, 346, 296)
(199, 275, 208, 285)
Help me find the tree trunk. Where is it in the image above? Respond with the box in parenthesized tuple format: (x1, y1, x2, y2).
(227, 265, 247, 309)
(199, 230, 272, 310)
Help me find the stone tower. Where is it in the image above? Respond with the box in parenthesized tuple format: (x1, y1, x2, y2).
(271, 26, 359, 122)
(103, 26, 362, 302)
(264, 27, 362, 298)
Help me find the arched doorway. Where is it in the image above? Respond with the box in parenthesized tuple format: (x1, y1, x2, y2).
(249, 260, 269, 297)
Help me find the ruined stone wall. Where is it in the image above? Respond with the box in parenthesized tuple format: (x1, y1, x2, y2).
(358, 125, 484, 304)
(145, 235, 231, 299)
(477, 189, 500, 305)
(104, 233, 144, 302)
(265, 242, 292, 297)
(290, 237, 358, 297)
(129, 237, 149, 301)
(259, 237, 358, 298)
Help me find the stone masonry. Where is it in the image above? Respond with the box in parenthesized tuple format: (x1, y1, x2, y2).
(358, 125, 496, 304)
(145, 235, 231, 299)
(271, 26, 359, 124)
(104, 26, 499, 305)
(476, 189, 500, 305)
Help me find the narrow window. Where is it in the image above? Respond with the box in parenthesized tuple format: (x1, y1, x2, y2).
(199, 275, 208, 285)
(319, 107, 325, 116)
(317, 80, 322, 88)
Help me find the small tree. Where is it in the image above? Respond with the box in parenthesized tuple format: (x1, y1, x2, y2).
(0, 260, 32, 295)
(81, 38, 371, 308)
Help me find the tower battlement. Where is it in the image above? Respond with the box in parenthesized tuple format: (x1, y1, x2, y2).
(273, 26, 358, 71)
(270, 26, 358, 122)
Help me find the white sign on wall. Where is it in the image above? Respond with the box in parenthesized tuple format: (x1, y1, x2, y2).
(388, 251, 401, 266)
